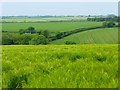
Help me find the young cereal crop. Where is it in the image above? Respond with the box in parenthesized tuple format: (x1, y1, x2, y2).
(2, 44, 118, 88)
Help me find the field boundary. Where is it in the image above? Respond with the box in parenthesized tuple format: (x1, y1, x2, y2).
(50, 26, 118, 42)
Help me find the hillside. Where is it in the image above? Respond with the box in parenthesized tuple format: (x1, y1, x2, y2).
(51, 28, 118, 44)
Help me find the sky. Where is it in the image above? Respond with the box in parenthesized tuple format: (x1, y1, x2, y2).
(0, 0, 119, 2)
(1, 2, 118, 16)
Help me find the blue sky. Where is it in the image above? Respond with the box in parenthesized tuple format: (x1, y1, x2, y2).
(2, 2, 118, 16)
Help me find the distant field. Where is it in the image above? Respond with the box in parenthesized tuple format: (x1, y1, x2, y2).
(2, 45, 118, 88)
(52, 28, 118, 44)
(2, 22, 102, 33)
(1, 17, 88, 22)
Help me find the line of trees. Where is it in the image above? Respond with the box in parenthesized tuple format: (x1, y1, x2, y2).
(19, 27, 50, 38)
(2, 27, 50, 45)
(87, 16, 119, 22)
(50, 21, 117, 41)
(2, 34, 49, 45)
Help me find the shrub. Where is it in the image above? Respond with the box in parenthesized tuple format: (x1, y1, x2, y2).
(29, 35, 49, 45)
(103, 21, 116, 28)
(65, 41, 76, 45)
(19, 34, 33, 45)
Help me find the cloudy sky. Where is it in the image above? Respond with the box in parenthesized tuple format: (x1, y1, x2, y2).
(2, 2, 118, 16)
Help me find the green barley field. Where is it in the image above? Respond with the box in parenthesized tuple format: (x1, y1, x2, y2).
(2, 44, 118, 88)
(2, 22, 102, 33)
(52, 28, 118, 44)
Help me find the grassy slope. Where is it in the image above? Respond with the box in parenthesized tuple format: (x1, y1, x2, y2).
(2, 45, 118, 88)
(2, 22, 102, 33)
(52, 28, 118, 44)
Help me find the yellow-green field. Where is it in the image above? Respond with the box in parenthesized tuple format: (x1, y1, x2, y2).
(2, 44, 118, 88)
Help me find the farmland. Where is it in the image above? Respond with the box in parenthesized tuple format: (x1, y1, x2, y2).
(2, 22, 102, 33)
(2, 44, 118, 88)
(2, 16, 118, 88)
(52, 28, 118, 44)
(1, 1, 119, 89)
(1, 16, 88, 22)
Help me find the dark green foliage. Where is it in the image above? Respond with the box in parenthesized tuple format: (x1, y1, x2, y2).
(37, 30, 42, 35)
(55, 32, 64, 39)
(103, 21, 116, 28)
(2, 30, 8, 33)
(87, 16, 118, 22)
(19, 34, 33, 45)
(2, 34, 20, 45)
(2, 34, 14, 45)
(53, 52, 82, 62)
(65, 41, 76, 45)
(19, 29, 27, 34)
(27, 27, 36, 34)
(42, 30, 50, 38)
(50, 26, 104, 42)
(19, 27, 36, 34)
(29, 35, 49, 45)
(8, 74, 29, 89)
(68, 53, 81, 62)
(2, 33, 49, 45)
(94, 54, 107, 62)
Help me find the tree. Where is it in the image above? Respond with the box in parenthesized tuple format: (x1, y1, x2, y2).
(103, 21, 116, 28)
(42, 30, 50, 38)
(19, 34, 33, 45)
(2, 34, 20, 45)
(19, 27, 36, 34)
(55, 32, 64, 39)
(19, 29, 27, 34)
(27, 27, 36, 34)
(2, 34, 13, 45)
(37, 30, 42, 35)
(29, 35, 49, 45)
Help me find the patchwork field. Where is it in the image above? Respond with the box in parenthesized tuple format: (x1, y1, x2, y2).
(1, 17, 88, 22)
(2, 45, 118, 88)
(2, 22, 102, 33)
(52, 28, 118, 44)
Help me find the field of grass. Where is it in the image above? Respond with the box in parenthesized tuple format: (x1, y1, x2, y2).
(2, 45, 118, 88)
(52, 28, 118, 44)
(2, 22, 102, 33)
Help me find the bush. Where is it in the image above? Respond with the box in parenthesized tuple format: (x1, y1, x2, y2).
(19, 27, 36, 34)
(42, 30, 50, 38)
(103, 21, 116, 28)
(29, 35, 49, 45)
(19, 34, 33, 45)
(2, 34, 20, 45)
(65, 41, 76, 45)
